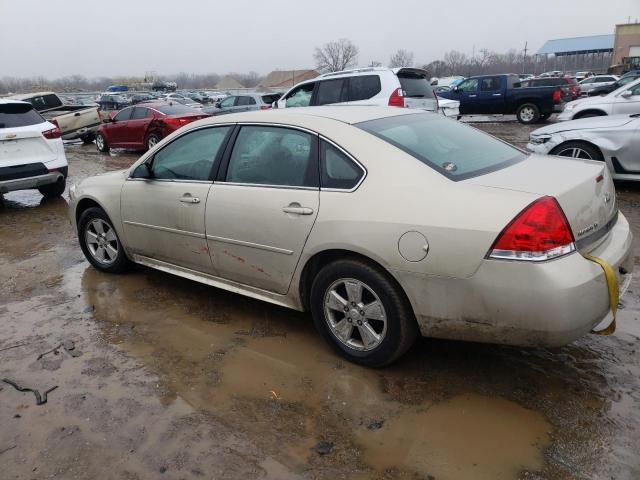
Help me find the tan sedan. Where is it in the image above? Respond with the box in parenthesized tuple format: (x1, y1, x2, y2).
(68, 107, 633, 366)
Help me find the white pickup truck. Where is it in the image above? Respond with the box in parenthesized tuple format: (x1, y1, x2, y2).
(10, 92, 101, 143)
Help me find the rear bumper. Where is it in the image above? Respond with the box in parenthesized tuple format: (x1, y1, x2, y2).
(395, 212, 633, 347)
(0, 170, 65, 194)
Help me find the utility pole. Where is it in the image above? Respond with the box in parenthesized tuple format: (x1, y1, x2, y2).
(523, 41, 528, 73)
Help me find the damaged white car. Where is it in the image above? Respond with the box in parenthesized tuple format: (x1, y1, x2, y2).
(527, 113, 640, 180)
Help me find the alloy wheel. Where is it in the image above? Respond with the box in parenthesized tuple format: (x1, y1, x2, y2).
(96, 134, 105, 150)
(556, 147, 594, 159)
(520, 107, 535, 122)
(85, 219, 119, 265)
(323, 278, 387, 351)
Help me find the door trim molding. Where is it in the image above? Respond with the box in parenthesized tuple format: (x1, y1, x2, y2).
(206, 234, 293, 255)
(123, 220, 206, 239)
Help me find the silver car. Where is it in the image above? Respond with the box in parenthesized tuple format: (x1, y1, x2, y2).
(202, 93, 282, 116)
(578, 75, 619, 95)
(527, 113, 640, 181)
(68, 107, 632, 366)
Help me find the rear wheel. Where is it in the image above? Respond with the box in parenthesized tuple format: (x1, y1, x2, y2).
(516, 103, 540, 124)
(551, 141, 603, 160)
(78, 207, 130, 273)
(310, 259, 418, 367)
(146, 133, 161, 151)
(38, 176, 66, 198)
(96, 132, 109, 152)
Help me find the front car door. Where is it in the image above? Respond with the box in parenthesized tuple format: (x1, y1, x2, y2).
(216, 96, 237, 115)
(612, 82, 640, 115)
(454, 78, 479, 114)
(106, 107, 134, 147)
(476, 76, 503, 114)
(206, 124, 319, 294)
(124, 106, 152, 148)
(121, 125, 233, 273)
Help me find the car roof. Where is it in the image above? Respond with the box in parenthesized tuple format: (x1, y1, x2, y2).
(202, 105, 421, 126)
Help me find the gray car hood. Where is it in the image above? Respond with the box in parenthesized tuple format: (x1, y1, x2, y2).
(532, 114, 638, 135)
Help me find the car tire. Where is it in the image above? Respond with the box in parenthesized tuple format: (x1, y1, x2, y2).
(310, 258, 418, 367)
(95, 132, 109, 152)
(80, 133, 95, 144)
(146, 133, 161, 151)
(38, 176, 66, 198)
(516, 103, 540, 124)
(550, 141, 603, 161)
(78, 207, 131, 274)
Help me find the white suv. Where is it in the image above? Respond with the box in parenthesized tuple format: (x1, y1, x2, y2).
(275, 67, 460, 118)
(0, 99, 68, 198)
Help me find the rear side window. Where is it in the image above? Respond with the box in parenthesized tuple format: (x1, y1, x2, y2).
(320, 141, 363, 190)
(237, 96, 256, 106)
(480, 77, 501, 91)
(23, 94, 63, 111)
(316, 79, 347, 105)
(356, 113, 525, 181)
(0, 103, 45, 128)
(397, 73, 434, 98)
(348, 75, 382, 101)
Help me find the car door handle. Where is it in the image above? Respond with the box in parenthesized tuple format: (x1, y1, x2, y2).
(180, 195, 200, 204)
(282, 204, 314, 215)
(492, 93, 502, 96)
(468, 94, 477, 98)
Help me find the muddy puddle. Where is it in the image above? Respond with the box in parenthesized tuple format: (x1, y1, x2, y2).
(1, 143, 640, 479)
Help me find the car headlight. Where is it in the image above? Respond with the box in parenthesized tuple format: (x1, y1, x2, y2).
(529, 134, 552, 145)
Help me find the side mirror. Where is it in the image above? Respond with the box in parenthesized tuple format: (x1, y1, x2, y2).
(215, 101, 221, 108)
(132, 162, 152, 179)
(620, 90, 633, 98)
(453, 86, 460, 93)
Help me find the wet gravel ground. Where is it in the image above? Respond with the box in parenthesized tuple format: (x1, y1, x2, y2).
(1, 116, 639, 479)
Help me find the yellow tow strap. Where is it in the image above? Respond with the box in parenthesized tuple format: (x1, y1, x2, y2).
(582, 253, 619, 335)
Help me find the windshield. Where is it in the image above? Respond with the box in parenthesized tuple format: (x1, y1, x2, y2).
(356, 113, 525, 180)
(398, 72, 435, 98)
(156, 104, 197, 115)
(0, 103, 45, 128)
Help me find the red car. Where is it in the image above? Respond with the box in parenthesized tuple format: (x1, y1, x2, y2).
(95, 102, 209, 152)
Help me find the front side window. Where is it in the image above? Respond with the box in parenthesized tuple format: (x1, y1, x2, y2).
(225, 126, 316, 187)
(320, 141, 363, 190)
(113, 108, 133, 122)
(348, 75, 382, 101)
(316, 79, 346, 105)
(457, 79, 478, 93)
(219, 97, 236, 108)
(150, 126, 231, 181)
(285, 83, 314, 108)
(629, 84, 640, 96)
(357, 113, 525, 181)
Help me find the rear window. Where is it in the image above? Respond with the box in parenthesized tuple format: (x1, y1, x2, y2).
(22, 94, 63, 111)
(397, 73, 434, 98)
(0, 103, 45, 128)
(356, 113, 525, 181)
(156, 104, 196, 115)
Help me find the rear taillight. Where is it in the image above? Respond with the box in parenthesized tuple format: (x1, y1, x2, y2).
(488, 196, 575, 262)
(42, 126, 61, 139)
(260, 105, 270, 110)
(552, 89, 561, 103)
(388, 88, 405, 107)
(164, 117, 191, 129)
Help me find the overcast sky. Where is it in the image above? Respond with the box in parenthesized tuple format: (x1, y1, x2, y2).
(0, 0, 638, 78)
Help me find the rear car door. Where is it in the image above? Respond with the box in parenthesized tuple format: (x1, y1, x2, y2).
(613, 82, 640, 115)
(313, 78, 347, 106)
(121, 126, 233, 273)
(206, 124, 319, 294)
(477, 76, 504, 114)
(236, 95, 257, 112)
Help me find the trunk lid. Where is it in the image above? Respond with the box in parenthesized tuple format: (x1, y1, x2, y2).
(465, 154, 617, 252)
(395, 68, 439, 112)
(0, 125, 58, 168)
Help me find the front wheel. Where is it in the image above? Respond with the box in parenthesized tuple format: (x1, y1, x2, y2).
(78, 207, 131, 273)
(516, 103, 540, 124)
(95, 132, 109, 152)
(310, 259, 418, 367)
(551, 141, 603, 160)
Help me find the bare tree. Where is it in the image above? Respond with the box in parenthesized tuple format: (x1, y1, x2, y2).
(443, 50, 469, 75)
(389, 49, 414, 68)
(313, 39, 359, 72)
